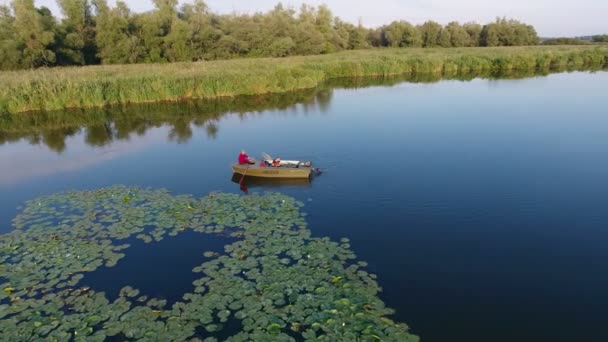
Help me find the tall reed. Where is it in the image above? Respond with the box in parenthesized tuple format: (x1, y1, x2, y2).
(0, 46, 606, 114)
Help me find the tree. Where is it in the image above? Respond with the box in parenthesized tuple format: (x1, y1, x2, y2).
(179, 1, 221, 60)
(437, 27, 452, 47)
(121, 0, 178, 63)
(338, 21, 368, 49)
(384, 21, 421, 47)
(56, 0, 97, 65)
(251, 3, 298, 57)
(268, 37, 295, 57)
(293, 5, 328, 55)
(0, 1, 543, 69)
(293, 21, 325, 55)
(418, 21, 442, 47)
(266, 3, 297, 39)
(480, 18, 538, 47)
(12, 0, 57, 68)
(522, 24, 539, 45)
(332, 18, 350, 51)
(0, 5, 21, 70)
(445, 22, 468, 47)
(213, 34, 248, 58)
(463, 22, 482, 46)
(367, 27, 386, 47)
(93, 0, 142, 64)
(480, 23, 499, 46)
(165, 17, 191, 61)
(315, 4, 335, 52)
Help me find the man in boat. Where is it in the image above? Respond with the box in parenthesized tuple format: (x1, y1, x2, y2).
(271, 157, 282, 167)
(238, 150, 255, 164)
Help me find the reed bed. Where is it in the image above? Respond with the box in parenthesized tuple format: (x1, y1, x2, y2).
(1, 46, 606, 114)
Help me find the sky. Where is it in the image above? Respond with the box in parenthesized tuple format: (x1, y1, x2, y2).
(29, 0, 608, 37)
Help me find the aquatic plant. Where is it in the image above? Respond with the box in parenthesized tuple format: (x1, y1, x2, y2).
(0, 186, 418, 341)
(0, 46, 606, 114)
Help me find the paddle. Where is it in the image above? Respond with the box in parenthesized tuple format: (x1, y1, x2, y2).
(239, 164, 250, 194)
(239, 163, 250, 185)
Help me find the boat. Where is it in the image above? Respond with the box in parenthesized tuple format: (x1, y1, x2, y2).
(231, 173, 311, 187)
(231, 163, 313, 179)
(232, 152, 320, 179)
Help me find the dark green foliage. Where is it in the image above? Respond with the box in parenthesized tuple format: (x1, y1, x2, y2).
(418, 21, 442, 48)
(55, 0, 97, 65)
(480, 17, 538, 47)
(0, 1, 543, 70)
(11, 0, 57, 68)
(592, 34, 608, 43)
(367, 27, 386, 47)
(92, 0, 139, 64)
(438, 27, 452, 47)
(463, 22, 482, 47)
(0, 5, 21, 69)
(542, 37, 590, 45)
(445, 22, 469, 47)
(384, 21, 422, 48)
(340, 21, 369, 50)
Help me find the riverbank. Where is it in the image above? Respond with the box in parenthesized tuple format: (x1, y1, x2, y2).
(1, 46, 606, 114)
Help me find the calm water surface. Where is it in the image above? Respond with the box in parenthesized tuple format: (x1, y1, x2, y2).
(1, 71, 608, 341)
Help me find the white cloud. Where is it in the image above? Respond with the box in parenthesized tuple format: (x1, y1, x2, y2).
(34, 0, 608, 36)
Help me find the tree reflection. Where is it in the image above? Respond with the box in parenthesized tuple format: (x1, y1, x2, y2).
(0, 87, 332, 152)
(168, 119, 193, 144)
(85, 123, 114, 147)
(1, 67, 603, 153)
(205, 122, 219, 140)
(42, 128, 79, 153)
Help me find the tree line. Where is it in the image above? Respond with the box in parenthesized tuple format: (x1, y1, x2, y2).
(542, 38, 590, 45)
(592, 35, 608, 43)
(0, 0, 541, 70)
(541, 35, 608, 45)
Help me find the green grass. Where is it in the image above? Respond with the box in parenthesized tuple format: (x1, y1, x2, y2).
(0, 46, 606, 114)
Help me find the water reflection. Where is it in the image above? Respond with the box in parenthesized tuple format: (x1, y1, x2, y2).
(0, 89, 331, 153)
(230, 173, 312, 191)
(1, 67, 604, 153)
(0, 131, 164, 186)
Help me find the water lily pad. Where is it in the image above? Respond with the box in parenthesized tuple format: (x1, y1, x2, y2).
(0, 186, 418, 342)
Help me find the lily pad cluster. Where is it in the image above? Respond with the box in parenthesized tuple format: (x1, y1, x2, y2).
(1, 185, 418, 341)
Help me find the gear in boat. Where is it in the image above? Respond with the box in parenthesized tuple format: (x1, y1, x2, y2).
(232, 151, 320, 179)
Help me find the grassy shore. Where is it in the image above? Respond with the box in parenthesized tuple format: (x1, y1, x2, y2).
(0, 46, 606, 114)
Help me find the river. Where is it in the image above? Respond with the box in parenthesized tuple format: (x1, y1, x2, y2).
(1, 70, 607, 341)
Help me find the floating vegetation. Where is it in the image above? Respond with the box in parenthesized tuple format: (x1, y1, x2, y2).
(0, 185, 418, 341)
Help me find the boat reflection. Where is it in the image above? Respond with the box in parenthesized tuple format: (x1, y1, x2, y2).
(231, 173, 311, 193)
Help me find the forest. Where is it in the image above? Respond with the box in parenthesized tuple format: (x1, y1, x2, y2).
(0, 0, 541, 70)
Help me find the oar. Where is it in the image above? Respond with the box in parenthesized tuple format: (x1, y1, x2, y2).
(239, 164, 250, 185)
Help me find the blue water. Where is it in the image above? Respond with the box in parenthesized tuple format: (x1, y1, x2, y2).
(1, 71, 608, 341)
